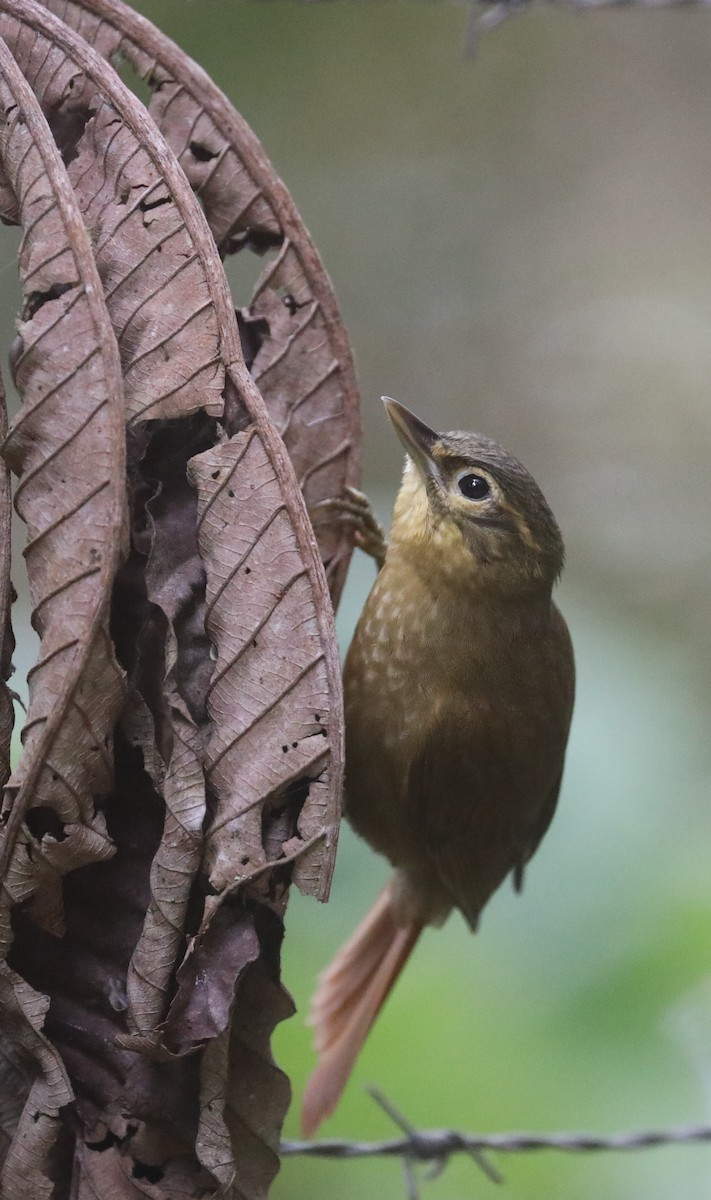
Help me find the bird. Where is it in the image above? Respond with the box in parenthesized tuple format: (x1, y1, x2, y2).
(301, 397, 575, 1137)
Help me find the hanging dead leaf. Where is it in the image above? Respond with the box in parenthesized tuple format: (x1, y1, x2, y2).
(0, 36, 127, 915)
(1, 0, 342, 900)
(40, 0, 362, 606)
(0, 961, 74, 1200)
(187, 435, 335, 907)
(0, 3, 358, 1194)
(0, 378, 13, 792)
(218, 913, 294, 1199)
(0, 34, 127, 1195)
(0, 4, 348, 1195)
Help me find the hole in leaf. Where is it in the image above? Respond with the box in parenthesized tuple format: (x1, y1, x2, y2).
(223, 240, 281, 310)
(22, 281, 76, 321)
(223, 228, 283, 257)
(132, 1162, 164, 1184)
(235, 310, 270, 371)
(281, 290, 308, 316)
(46, 102, 95, 166)
(25, 807, 66, 843)
(109, 51, 153, 109)
(284, 774, 319, 826)
(189, 140, 219, 163)
(86, 1130, 120, 1152)
(107, 975, 128, 1012)
(260, 773, 320, 864)
(138, 193, 171, 214)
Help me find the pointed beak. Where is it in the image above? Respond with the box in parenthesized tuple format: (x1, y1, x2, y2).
(382, 397, 439, 479)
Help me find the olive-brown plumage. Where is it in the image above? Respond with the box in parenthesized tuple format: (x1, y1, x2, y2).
(302, 399, 575, 1136)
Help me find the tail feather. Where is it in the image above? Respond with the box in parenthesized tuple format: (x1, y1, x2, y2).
(309, 888, 401, 1041)
(301, 883, 422, 1137)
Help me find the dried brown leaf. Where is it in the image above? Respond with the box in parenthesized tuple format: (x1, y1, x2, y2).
(187, 436, 336, 905)
(0, 159, 17, 224)
(8, 740, 163, 1128)
(2, 18, 340, 1150)
(7, 42, 224, 425)
(0, 377, 14, 791)
(0, 1042, 31, 1160)
(160, 899, 293, 1199)
(165, 906, 259, 1054)
(121, 422, 212, 1041)
(2, 0, 342, 906)
(73, 1138, 216, 1199)
(40, 0, 362, 605)
(1, 5, 351, 1194)
(182, 908, 292, 1200)
(219, 915, 294, 1200)
(124, 701, 205, 1040)
(0, 962, 73, 1198)
(0, 35, 126, 922)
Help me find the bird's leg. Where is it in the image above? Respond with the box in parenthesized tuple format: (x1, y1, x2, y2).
(310, 485, 387, 570)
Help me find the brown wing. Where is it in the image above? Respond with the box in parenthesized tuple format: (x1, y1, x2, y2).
(512, 766, 564, 893)
(407, 696, 569, 931)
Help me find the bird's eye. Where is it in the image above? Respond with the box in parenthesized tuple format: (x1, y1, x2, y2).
(457, 472, 491, 501)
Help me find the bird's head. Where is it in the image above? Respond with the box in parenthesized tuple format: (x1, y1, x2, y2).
(384, 397, 564, 593)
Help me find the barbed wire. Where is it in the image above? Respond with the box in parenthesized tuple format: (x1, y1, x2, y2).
(282, 1090, 711, 1197)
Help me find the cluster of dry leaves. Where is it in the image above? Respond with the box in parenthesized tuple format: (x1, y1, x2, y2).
(0, 1, 360, 1195)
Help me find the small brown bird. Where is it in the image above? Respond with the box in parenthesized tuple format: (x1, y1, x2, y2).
(302, 398, 575, 1136)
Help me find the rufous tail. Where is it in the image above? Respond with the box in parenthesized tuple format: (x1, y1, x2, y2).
(301, 881, 422, 1137)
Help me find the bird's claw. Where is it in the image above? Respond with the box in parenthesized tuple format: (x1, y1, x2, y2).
(311, 486, 387, 570)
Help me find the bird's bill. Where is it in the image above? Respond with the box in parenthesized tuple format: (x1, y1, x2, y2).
(382, 397, 439, 479)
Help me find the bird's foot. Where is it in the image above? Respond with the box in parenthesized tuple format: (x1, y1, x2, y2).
(310, 486, 387, 570)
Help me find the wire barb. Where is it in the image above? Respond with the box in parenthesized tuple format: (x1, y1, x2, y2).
(282, 1119, 711, 1163)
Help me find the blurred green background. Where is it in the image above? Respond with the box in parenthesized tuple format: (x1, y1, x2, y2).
(4, 1, 711, 1196)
